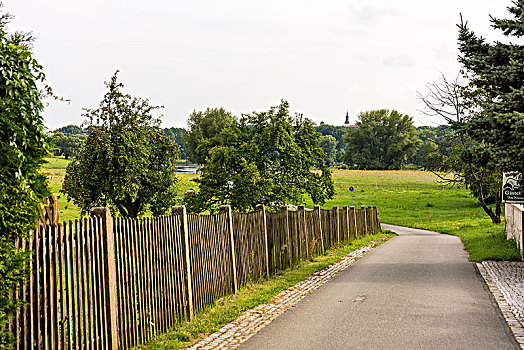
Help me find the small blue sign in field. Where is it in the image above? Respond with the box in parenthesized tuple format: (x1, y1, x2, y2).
(349, 186, 354, 192)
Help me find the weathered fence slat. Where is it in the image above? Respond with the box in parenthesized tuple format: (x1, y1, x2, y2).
(13, 204, 380, 349)
(172, 206, 194, 321)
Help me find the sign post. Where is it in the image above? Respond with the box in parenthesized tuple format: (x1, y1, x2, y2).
(349, 186, 354, 207)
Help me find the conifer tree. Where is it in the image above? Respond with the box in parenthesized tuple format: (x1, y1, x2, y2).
(457, 1, 524, 173)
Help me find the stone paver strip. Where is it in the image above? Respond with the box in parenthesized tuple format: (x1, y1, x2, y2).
(186, 238, 388, 350)
(477, 261, 524, 349)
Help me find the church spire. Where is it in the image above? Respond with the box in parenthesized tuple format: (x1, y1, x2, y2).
(344, 110, 350, 126)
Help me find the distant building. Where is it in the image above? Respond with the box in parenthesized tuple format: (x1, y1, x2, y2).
(344, 111, 357, 128)
(320, 121, 325, 126)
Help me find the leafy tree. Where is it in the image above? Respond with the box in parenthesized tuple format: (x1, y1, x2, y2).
(164, 127, 186, 159)
(184, 100, 335, 212)
(52, 132, 86, 159)
(456, 1, 524, 174)
(318, 135, 338, 166)
(342, 109, 419, 170)
(315, 124, 347, 161)
(411, 125, 453, 167)
(417, 139, 441, 169)
(417, 74, 503, 223)
(54, 124, 83, 135)
(182, 107, 235, 164)
(0, 4, 50, 346)
(62, 71, 179, 218)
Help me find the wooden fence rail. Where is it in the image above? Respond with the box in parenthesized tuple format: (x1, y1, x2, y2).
(12, 205, 381, 349)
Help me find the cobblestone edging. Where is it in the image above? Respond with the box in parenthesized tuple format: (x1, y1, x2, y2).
(186, 238, 388, 350)
(477, 261, 524, 349)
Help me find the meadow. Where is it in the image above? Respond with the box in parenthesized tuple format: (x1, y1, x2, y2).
(320, 170, 520, 261)
(41, 157, 521, 261)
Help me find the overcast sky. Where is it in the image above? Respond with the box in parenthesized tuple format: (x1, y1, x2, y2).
(4, 0, 511, 130)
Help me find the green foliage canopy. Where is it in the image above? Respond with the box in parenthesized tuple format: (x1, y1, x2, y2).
(164, 127, 186, 159)
(315, 124, 347, 162)
(457, 1, 524, 173)
(184, 100, 335, 212)
(182, 107, 235, 164)
(412, 126, 453, 167)
(0, 4, 50, 345)
(62, 72, 179, 218)
(52, 132, 86, 159)
(343, 109, 419, 170)
(318, 134, 338, 166)
(54, 124, 83, 135)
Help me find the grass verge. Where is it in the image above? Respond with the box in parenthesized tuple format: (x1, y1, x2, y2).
(137, 233, 395, 349)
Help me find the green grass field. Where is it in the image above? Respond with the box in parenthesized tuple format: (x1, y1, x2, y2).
(40, 158, 521, 261)
(42, 157, 80, 221)
(316, 170, 520, 261)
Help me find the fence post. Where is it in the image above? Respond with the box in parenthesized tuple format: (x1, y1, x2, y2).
(256, 204, 270, 278)
(220, 205, 238, 293)
(359, 205, 367, 236)
(373, 206, 381, 232)
(298, 205, 309, 260)
(314, 205, 325, 254)
(505, 203, 512, 238)
(521, 207, 524, 255)
(350, 206, 357, 238)
(90, 207, 119, 350)
(172, 205, 194, 321)
(505, 203, 516, 242)
(343, 206, 350, 241)
(280, 206, 292, 266)
(333, 206, 340, 245)
(366, 205, 373, 234)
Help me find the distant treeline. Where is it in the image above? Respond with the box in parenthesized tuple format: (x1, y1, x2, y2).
(51, 125, 187, 160)
(314, 124, 452, 169)
(51, 122, 451, 169)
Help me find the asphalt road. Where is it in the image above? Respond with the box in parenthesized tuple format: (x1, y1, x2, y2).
(239, 224, 519, 349)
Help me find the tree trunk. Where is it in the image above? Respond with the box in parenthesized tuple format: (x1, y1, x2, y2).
(125, 195, 141, 218)
(478, 196, 501, 224)
(115, 201, 129, 217)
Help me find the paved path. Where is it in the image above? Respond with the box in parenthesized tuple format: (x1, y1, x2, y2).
(188, 239, 386, 350)
(239, 224, 519, 350)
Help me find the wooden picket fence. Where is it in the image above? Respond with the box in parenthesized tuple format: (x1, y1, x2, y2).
(11, 204, 380, 349)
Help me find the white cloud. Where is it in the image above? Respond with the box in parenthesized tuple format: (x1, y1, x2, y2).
(383, 55, 414, 68)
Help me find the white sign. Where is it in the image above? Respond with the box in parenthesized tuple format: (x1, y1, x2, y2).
(502, 172, 524, 203)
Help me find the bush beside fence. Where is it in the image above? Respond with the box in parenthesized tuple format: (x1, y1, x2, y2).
(11, 204, 380, 349)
